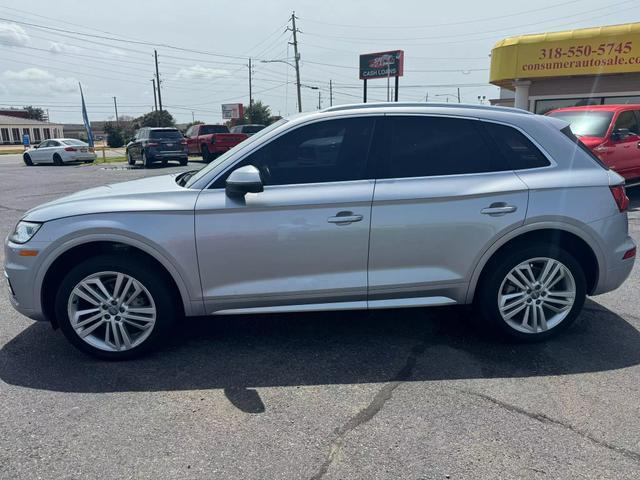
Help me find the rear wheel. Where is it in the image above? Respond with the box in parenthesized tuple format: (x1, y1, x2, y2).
(55, 254, 176, 360)
(142, 152, 152, 168)
(179, 158, 188, 166)
(476, 245, 586, 341)
(53, 153, 63, 166)
(127, 151, 135, 166)
(23, 153, 33, 166)
(201, 145, 212, 163)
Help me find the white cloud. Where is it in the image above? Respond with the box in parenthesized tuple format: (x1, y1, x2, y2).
(0, 23, 30, 47)
(175, 64, 230, 80)
(49, 41, 83, 54)
(1, 68, 77, 94)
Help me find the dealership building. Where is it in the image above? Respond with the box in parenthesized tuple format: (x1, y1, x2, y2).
(490, 22, 640, 114)
(0, 114, 64, 145)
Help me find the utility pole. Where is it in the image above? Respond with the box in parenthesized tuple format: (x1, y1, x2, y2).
(113, 96, 119, 125)
(154, 49, 163, 112)
(425, 92, 429, 102)
(329, 79, 333, 106)
(248, 58, 253, 106)
(151, 79, 158, 112)
(288, 12, 302, 112)
(192, 111, 195, 123)
(317, 90, 321, 110)
(457, 87, 461, 103)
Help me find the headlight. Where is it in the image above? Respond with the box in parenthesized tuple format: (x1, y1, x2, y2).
(9, 221, 42, 244)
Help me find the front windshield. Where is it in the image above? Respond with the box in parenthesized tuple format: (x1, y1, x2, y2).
(547, 111, 613, 137)
(185, 118, 288, 188)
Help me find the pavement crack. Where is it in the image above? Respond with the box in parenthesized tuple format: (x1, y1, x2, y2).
(458, 389, 640, 464)
(310, 342, 427, 480)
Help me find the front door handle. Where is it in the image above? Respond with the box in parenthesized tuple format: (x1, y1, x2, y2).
(481, 203, 518, 216)
(328, 211, 363, 225)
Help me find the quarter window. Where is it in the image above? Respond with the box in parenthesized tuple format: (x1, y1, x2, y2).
(382, 116, 507, 179)
(483, 122, 550, 170)
(219, 117, 376, 187)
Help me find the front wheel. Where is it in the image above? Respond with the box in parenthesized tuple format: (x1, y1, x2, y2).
(476, 245, 586, 341)
(201, 145, 212, 163)
(55, 254, 177, 360)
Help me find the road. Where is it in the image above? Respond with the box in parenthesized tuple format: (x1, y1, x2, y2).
(0, 155, 639, 479)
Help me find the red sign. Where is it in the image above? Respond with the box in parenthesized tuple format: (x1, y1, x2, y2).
(359, 50, 404, 80)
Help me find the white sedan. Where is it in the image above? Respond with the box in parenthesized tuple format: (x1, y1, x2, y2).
(23, 138, 97, 166)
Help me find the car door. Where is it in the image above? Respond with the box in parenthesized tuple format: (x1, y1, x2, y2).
(133, 129, 146, 160)
(608, 110, 640, 178)
(367, 115, 530, 307)
(32, 140, 52, 162)
(47, 140, 62, 161)
(195, 116, 378, 314)
(186, 125, 199, 154)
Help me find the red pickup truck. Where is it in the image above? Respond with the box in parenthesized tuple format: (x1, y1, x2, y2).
(185, 124, 248, 162)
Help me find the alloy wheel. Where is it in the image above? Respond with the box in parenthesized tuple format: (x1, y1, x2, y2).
(67, 271, 157, 352)
(498, 257, 576, 334)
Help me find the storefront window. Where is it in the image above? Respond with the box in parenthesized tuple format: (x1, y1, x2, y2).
(536, 95, 640, 114)
(603, 95, 640, 104)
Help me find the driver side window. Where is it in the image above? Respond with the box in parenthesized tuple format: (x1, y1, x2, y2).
(215, 117, 376, 188)
(613, 111, 639, 135)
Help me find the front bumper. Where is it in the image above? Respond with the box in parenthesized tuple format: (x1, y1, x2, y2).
(4, 238, 48, 321)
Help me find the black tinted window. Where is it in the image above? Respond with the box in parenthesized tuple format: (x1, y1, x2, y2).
(220, 118, 375, 187)
(384, 116, 506, 178)
(200, 125, 229, 135)
(483, 122, 550, 170)
(149, 129, 182, 140)
(614, 111, 640, 134)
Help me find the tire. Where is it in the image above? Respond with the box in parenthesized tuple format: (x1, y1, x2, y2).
(201, 145, 212, 163)
(476, 244, 586, 342)
(127, 151, 135, 166)
(54, 254, 177, 360)
(179, 158, 188, 166)
(23, 153, 33, 166)
(53, 153, 63, 166)
(142, 151, 152, 168)
(161, 159, 168, 168)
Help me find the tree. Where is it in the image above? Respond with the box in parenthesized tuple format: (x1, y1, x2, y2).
(23, 105, 46, 121)
(135, 110, 175, 128)
(104, 122, 125, 147)
(244, 101, 271, 125)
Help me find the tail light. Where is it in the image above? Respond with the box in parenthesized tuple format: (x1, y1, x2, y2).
(610, 185, 630, 212)
(623, 247, 636, 260)
(147, 142, 159, 147)
(64, 147, 77, 152)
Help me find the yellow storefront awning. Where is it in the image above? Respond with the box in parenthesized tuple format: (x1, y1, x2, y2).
(490, 22, 640, 87)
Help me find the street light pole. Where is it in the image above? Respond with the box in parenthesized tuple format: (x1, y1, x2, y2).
(112, 96, 119, 126)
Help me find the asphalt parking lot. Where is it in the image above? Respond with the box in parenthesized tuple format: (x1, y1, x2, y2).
(0, 156, 639, 479)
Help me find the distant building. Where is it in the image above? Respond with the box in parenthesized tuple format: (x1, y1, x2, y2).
(63, 121, 108, 141)
(0, 114, 64, 145)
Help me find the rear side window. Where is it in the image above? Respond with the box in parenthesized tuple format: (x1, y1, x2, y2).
(149, 129, 182, 140)
(613, 111, 640, 135)
(560, 126, 609, 170)
(200, 125, 229, 135)
(383, 116, 508, 179)
(483, 122, 550, 170)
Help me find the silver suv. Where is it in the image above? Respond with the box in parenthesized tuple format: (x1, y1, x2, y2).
(4, 104, 636, 359)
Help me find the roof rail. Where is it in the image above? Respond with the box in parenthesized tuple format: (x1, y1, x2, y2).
(322, 102, 533, 115)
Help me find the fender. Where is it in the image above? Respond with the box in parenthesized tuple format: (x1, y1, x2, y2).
(34, 229, 205, 317)
(464, 218, 606, 304)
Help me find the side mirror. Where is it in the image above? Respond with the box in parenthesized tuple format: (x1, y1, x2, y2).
(226, 165, 264, 197)
(611, 128, 631, 141)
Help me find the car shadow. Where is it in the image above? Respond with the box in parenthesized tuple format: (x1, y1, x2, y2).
(1, 300, 639, 408)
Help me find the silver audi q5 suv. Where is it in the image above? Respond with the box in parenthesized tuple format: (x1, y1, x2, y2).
(4, 103, 636, 359)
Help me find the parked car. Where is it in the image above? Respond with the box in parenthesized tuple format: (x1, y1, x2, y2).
(230, 124, 265, 136)
(185, 124, 248, 162)
(126, 127, 188, 168)
(5, 103, 635, 359)
(547, 105, 640, 183)
(23, 138, 96, 166)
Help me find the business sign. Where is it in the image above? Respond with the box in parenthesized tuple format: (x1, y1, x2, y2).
(359, 50, 404, 80)
(222, 103, 244, 120)
(490, 23, 640, 84)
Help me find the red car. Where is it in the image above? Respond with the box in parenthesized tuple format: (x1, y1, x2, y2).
(184, 124, 248, 162)
(547, 105, 640, 183)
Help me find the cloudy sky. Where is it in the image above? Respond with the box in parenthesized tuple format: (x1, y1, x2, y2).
(0, 0, 635, 124)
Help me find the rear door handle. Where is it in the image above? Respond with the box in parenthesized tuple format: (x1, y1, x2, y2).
(328, 211, 363, 225)
(481, 203, 518, 216)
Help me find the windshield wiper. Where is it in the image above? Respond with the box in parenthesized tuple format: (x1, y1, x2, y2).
(176, 170, 197, 187)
